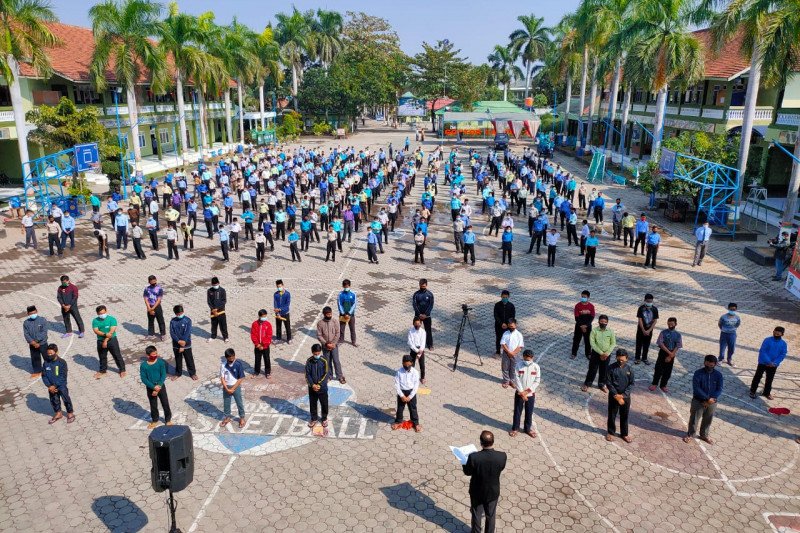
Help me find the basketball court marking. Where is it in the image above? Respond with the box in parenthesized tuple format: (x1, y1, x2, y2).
(188, 455, 238, 533)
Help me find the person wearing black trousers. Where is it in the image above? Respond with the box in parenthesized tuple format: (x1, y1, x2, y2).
(571, 290, 595, 359)
(206, 277, 229, 342)
(493, 290, 516, 356)
(169, 305, 196, 380)
(649, 318, 682, 393)
(634, 294, 659, 364)
(607, 349, 634, 443)
(143, 275, 166, 340)
(412, 279, 434, 350)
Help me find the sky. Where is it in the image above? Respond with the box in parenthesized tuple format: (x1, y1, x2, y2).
(52, 0, 581, 64)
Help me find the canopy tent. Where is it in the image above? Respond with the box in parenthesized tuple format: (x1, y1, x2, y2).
(438, 110, 540, 140)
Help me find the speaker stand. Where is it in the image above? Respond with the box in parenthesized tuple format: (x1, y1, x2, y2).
(168, 489, 182, 533)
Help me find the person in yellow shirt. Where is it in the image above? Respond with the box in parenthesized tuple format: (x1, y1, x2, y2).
(164, 206, 180, 227)
(582, 314, 616, 392)
(621, 212, 636, 248)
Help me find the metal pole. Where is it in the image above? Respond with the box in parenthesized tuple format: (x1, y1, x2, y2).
(113, 89, 128, 200)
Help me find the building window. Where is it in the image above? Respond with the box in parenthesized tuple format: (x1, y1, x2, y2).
(159, 129, 170, 144)
(633, 88, 643, 103)
(74, 85, 102, 105)
(0, 85, 11, 106)
(711, 84, 727, 106)
(108, 89, 127, 104)
(138, 133, 146, 148)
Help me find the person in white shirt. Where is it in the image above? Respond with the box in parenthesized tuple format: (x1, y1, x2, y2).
(165, 226, 179, 260)
(229, 218, 241, 251)
(149, 199, 160, 230)
(510, 349, 541, 438)
(546, 228, 560, 267)
(407, 317, 427, 384)
(21, 209, 37, 249)
(692, 221, 712, 267)
(500, 318, 524, 388)
(392, 355, 421, 432)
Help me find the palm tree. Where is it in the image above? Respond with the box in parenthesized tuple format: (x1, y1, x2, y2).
(624, 0, 704, 156)
(221, 19, 258, 143)
(756, 1, 800, 223)
(310, 9, 343, 69)
(90, 0, 166, 171)
(488, 45, 523, 101)
(254, 26, 282, 130)
(158, 2, 205, 160)
(0, 0, 59, 175)
(275, 8, 311, 110)
(190, 12, 228, 150)
(547, 15, 582, 137)
(572, 0, 603, 148)
(509, 15, 551, 101)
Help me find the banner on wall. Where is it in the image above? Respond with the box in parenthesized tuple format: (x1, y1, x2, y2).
(786, 243, 800, 299)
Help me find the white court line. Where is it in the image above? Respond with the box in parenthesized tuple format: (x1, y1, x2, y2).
(188, 455, 238, 532)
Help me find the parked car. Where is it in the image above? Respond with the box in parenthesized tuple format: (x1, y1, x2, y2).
(493, 133, 509, 150)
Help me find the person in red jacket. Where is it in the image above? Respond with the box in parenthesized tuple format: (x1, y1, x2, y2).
(571, 290, 595, 359)
(250, 309, 274, 378)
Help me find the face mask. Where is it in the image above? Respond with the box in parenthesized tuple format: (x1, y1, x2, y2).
(668, 325, 676, 330)
(774, 334, 782, 340)
(323, 316, 332, 321)
(524, 359, 533, 366)
(580, 297, 588, 303)
(645, 302, 653, 307)
(313, 354, 321, 360)
(278, 287, 284, 293)
(176, 314, 184, 319)
(147, 355, 158, 361)
(62, 282, 68, 287)
(501, 297, 509, 303)
(404, 365, 412, 371)
(98, 313, 107, 319)
(259, 317, 267, 322)
(728, 310, 736, 315)
(343, 288, 350, 292)
(599, 324, 607, 329)
(212, 285, 219, 290)
(28, 314, 38, 320)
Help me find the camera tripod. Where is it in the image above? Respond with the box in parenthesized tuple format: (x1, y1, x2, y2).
(452, 306, 481, 371)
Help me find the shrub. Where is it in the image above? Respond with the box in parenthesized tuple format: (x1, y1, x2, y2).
(312, 122, 333, 136)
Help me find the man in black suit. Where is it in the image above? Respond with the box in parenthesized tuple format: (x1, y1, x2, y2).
(462, 430, 507, 533)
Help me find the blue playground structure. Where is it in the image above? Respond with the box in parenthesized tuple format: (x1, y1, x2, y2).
(21, 143, 97, 220)
(659, 148, 740, 238)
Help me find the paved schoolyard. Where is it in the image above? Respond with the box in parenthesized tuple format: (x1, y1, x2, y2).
(0, 123, 799, 532)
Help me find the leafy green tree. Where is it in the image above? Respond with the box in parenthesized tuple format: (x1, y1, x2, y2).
(26, 97, 123, 190)
(275, 8, 313, 110)
(487, 44, 523, 101)
(410, 40, 470, 131)
(533, 93, 548, 108)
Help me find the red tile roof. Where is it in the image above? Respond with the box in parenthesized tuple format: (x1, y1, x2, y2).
(693, 28, 750, 80)
(426, 98, 454, 111)
(19, 22, 237, 88)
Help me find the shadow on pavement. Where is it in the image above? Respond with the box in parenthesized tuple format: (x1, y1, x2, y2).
(380, 482, 469, 533)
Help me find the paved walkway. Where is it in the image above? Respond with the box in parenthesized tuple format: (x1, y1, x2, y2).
(0, 122, 798, 532)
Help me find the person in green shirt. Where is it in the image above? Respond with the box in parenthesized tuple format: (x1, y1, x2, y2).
(91, 305, 126, 379)
(140, 345, 172, 429)
(90, 194, 101, 213)
(582, 315, 616, 392)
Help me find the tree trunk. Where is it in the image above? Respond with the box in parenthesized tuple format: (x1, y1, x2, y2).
(586, 57, 599, 148)
(237, 81, 245, 143)
(737, 47, 762, 182)
(175, 71, 189, 161)
(223, 89, 233, 146)
(523, 61, 532, 100)
(577, 45, 589, 148)
(782, 124, 800, 224)
(127, 84, 142, 171)
(503, 84, 508, 102)
(652, 87, 667, 156)
(618, 82, 632, 156)
(563, 73, 572, 138)
(259, 84, 266, 130)
(7, 56, 30, 175)
(292, 64, 299, 110)
(198, 89, 208, 151)
(609, 57, 621, 124)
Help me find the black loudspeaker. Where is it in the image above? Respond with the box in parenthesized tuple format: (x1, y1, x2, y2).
(149, 425, 194, 493)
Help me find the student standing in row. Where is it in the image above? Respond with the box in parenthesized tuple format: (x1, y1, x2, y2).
(392, 354, 421, 432)
(92, 305, 126, 379)
(57, 275, 85, 338)
(140, 346, 172, 429)
(317, 306, 343, 383)
(250, 309, 273, 378)
(684, 355, 723, 445)
(649, 318, 683, 393)
(750, 327, 788, 400)
(607, 349, 634, 443)
(509, 349, 540, 438)
(571, 290, 594, 360)
(305, 344, 329, 429)
(582, 315, 615, 392)
(169, 305, 196, 380)
(43, 344, 75, 424)
(143, 275, 166, 341)
(220, 348, 246, 428)
(24, 306, 48, 379)
(717, 303, 740, 366)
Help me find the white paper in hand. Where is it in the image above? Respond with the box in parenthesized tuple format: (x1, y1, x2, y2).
(450, 444, 478, 465)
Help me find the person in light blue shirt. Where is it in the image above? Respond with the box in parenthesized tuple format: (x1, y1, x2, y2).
(463, 225, 476, 265)
(219, 226, 230, 261)
(366, 231, 379, 263)
(593, 193, 606, 224)
(114, 209, 129, 250)
(241, 209, 255, 240)
(634, 215, 649, 255)
(718, 303, 740, 365)
(749, 327, 787, 399)
(300, 216, 313, 251)
(644, 227, 661, 269)
(288, 229, 301, 261)
(60, 212, 76, 249)
(692, 221, 712, 267)
(223, 194, 234, 225)
(584, 230, 599, 267)
(501, 226, 514, 265)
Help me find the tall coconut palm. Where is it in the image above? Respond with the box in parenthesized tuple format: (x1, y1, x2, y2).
(275, 8, 311, 110)
(191, 12, 228, 149)
(221, 20, 258, 143)
(547, 15, 582, 137)
(90, 0, 166, 171)
(624, 0, 704, 156)
(0, 0, 59, 175)
(254, 26, 282, 130)
(509, 15, 551, 101)
(310, 9, 343, 69)
(573, 0, 603, 148)
(756, 0, 800, 223)
(158, 2, 206, 160)
(488, 45, 523, 101)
